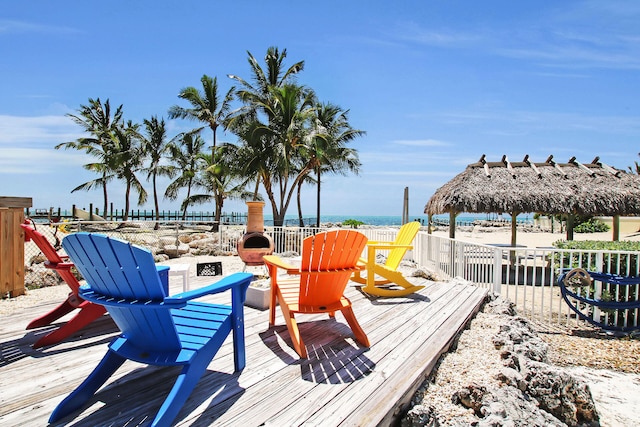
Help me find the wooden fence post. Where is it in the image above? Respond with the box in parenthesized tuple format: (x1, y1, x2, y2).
(0, 196, 32, 298)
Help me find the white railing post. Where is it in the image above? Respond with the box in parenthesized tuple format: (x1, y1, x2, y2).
(493, 248, 502, 294)
(455, 241, 464, 278)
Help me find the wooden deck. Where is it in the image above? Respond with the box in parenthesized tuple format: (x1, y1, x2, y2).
(0, 273, 487, 426)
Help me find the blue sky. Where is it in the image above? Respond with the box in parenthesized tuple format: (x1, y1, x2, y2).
(2, 1, 639, 218)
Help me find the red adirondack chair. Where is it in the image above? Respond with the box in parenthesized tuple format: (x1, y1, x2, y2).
(22, 221, 107, 348)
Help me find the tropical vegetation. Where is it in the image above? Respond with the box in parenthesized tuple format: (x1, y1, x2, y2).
(59, 47, 364, 225)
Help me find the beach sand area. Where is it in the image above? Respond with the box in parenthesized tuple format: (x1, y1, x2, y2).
(3, 226, 640, 425)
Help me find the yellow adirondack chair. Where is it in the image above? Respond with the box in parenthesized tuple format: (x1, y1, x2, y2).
(351, 221, 424, 297)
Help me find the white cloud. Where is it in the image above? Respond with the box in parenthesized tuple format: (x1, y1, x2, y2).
(394, 24, 480, 48)
(371, 170, 453, 177)
(0, 147, 87, 174)
(392, 139, 449, 147)
(0, 114, 84, 146)
(0, 19, 80, 35)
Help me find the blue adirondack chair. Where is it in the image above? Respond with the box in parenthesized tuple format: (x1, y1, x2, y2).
(49, 233, 253, 427)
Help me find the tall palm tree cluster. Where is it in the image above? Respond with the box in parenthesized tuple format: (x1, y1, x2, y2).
(58, 47, 365, 227)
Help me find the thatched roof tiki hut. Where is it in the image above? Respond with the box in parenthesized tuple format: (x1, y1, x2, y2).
(424, 155, 640, 246)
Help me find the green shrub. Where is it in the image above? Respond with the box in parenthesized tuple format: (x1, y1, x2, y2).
(341, 219, 365, 228)
(553, 240, 640, 251)
(551, 240, 640, 285)
(573, 218, 610, 233)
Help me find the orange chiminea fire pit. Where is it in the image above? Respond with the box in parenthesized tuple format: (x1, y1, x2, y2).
(237, 201, 274, 266)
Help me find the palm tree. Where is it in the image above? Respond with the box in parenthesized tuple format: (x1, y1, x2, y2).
(231, 117, 270, 200)
(308, 102, 364, 226)
(186, 148, 254, 225)
(228, 48, 313, 226)
(168, 75, 235, 157)
(168, 74, 236, 222)
(229, 46, 304, 110)
(164, 131, 207, 219)
(140, 116, 175, 228)
(248, 83, 317, 226)
(111, 120, 147, 221)
(56, 98, 123, 217)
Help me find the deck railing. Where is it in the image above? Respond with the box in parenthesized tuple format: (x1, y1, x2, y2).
(416, 232, 640, 330)
(23, 221, 639, 330)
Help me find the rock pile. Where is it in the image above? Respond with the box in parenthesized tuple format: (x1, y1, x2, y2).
(402, 296, 600, 427)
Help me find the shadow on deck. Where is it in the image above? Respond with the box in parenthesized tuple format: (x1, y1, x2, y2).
(0, 274, 487, 426)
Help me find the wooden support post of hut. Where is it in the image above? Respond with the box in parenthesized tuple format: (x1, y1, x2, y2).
(566, 214, 575, 241)
(449, 211, 456, 239)
(0, 196, 32, 298)
(612, 215, 620, 241)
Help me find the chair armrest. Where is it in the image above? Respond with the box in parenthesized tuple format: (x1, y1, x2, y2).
(44, 261, 75, 270)
(299, 265, 366, 276)
(79, 285, 187, 309)
(166, 272, 253, 302)
(263, 255, 300, 274)
(366, 240, 391, 245)
(367, 243, 413, 251)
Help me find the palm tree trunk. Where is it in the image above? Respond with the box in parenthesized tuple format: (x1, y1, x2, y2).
(102, 172, 108, 218)
(153, 174, 160, 230)
(182, 180, 193, 220)
(253, 177, 261, 200)
(316, 167, 321, 228)
(297, 181, 304, 227)
(213, 192, 223, 232)
(123, 184, 131, 221)
(212, 127, 217, 158)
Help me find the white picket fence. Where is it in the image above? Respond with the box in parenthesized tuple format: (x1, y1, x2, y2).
(412, 232, 640, 330)
(216, 225, 640, 330)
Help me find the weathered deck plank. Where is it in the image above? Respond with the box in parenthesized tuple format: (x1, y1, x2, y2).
(0, 273, 487, 426)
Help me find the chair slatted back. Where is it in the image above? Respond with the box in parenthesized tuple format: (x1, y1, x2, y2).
(62, 233, 180, 350)
(384, 222, 420, 270)
(298, 230, 367, 307)
(21, 223, 81, 292)
(21, 224, 65, 263)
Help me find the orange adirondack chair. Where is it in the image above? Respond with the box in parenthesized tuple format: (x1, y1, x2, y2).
(22, 222, 107, 348)
(263, 230, 370, 358)
(351, 221, 425, 297)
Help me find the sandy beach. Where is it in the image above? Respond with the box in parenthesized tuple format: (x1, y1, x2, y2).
(3, 225, 640, 425)
(430, 226, 640, 247)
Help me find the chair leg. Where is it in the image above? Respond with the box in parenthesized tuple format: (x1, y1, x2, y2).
(26, 297, 76, 329)
(269, 287, 277, 326)
(279, 301, 306, 358)
(360, 269, 425, 297)
(361, 285, 424, 297)
(32, 303, 107, 349)
(351, 270, 365, 284)
(351, 270, 392, 286)
(341, 306, 371, 348)
(382, 270, 420, 289)
(49, 350, 126, 423)
(285, 313, 306, 358)
(231, 307, 246, 372)
(152, 358, 211, 427)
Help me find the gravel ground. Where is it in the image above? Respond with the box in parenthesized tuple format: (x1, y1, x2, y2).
(0, 285, 70, 316)
(409, 298, 640, 427)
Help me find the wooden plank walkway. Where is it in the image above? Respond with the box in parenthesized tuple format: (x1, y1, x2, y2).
(0, 273, 487, 426)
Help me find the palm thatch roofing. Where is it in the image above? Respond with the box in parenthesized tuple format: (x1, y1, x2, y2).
(425, 155, 640, 217)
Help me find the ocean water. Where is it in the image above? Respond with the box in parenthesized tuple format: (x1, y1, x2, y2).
(266, 213, 534, 227)
(30, 208, 533, 227)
